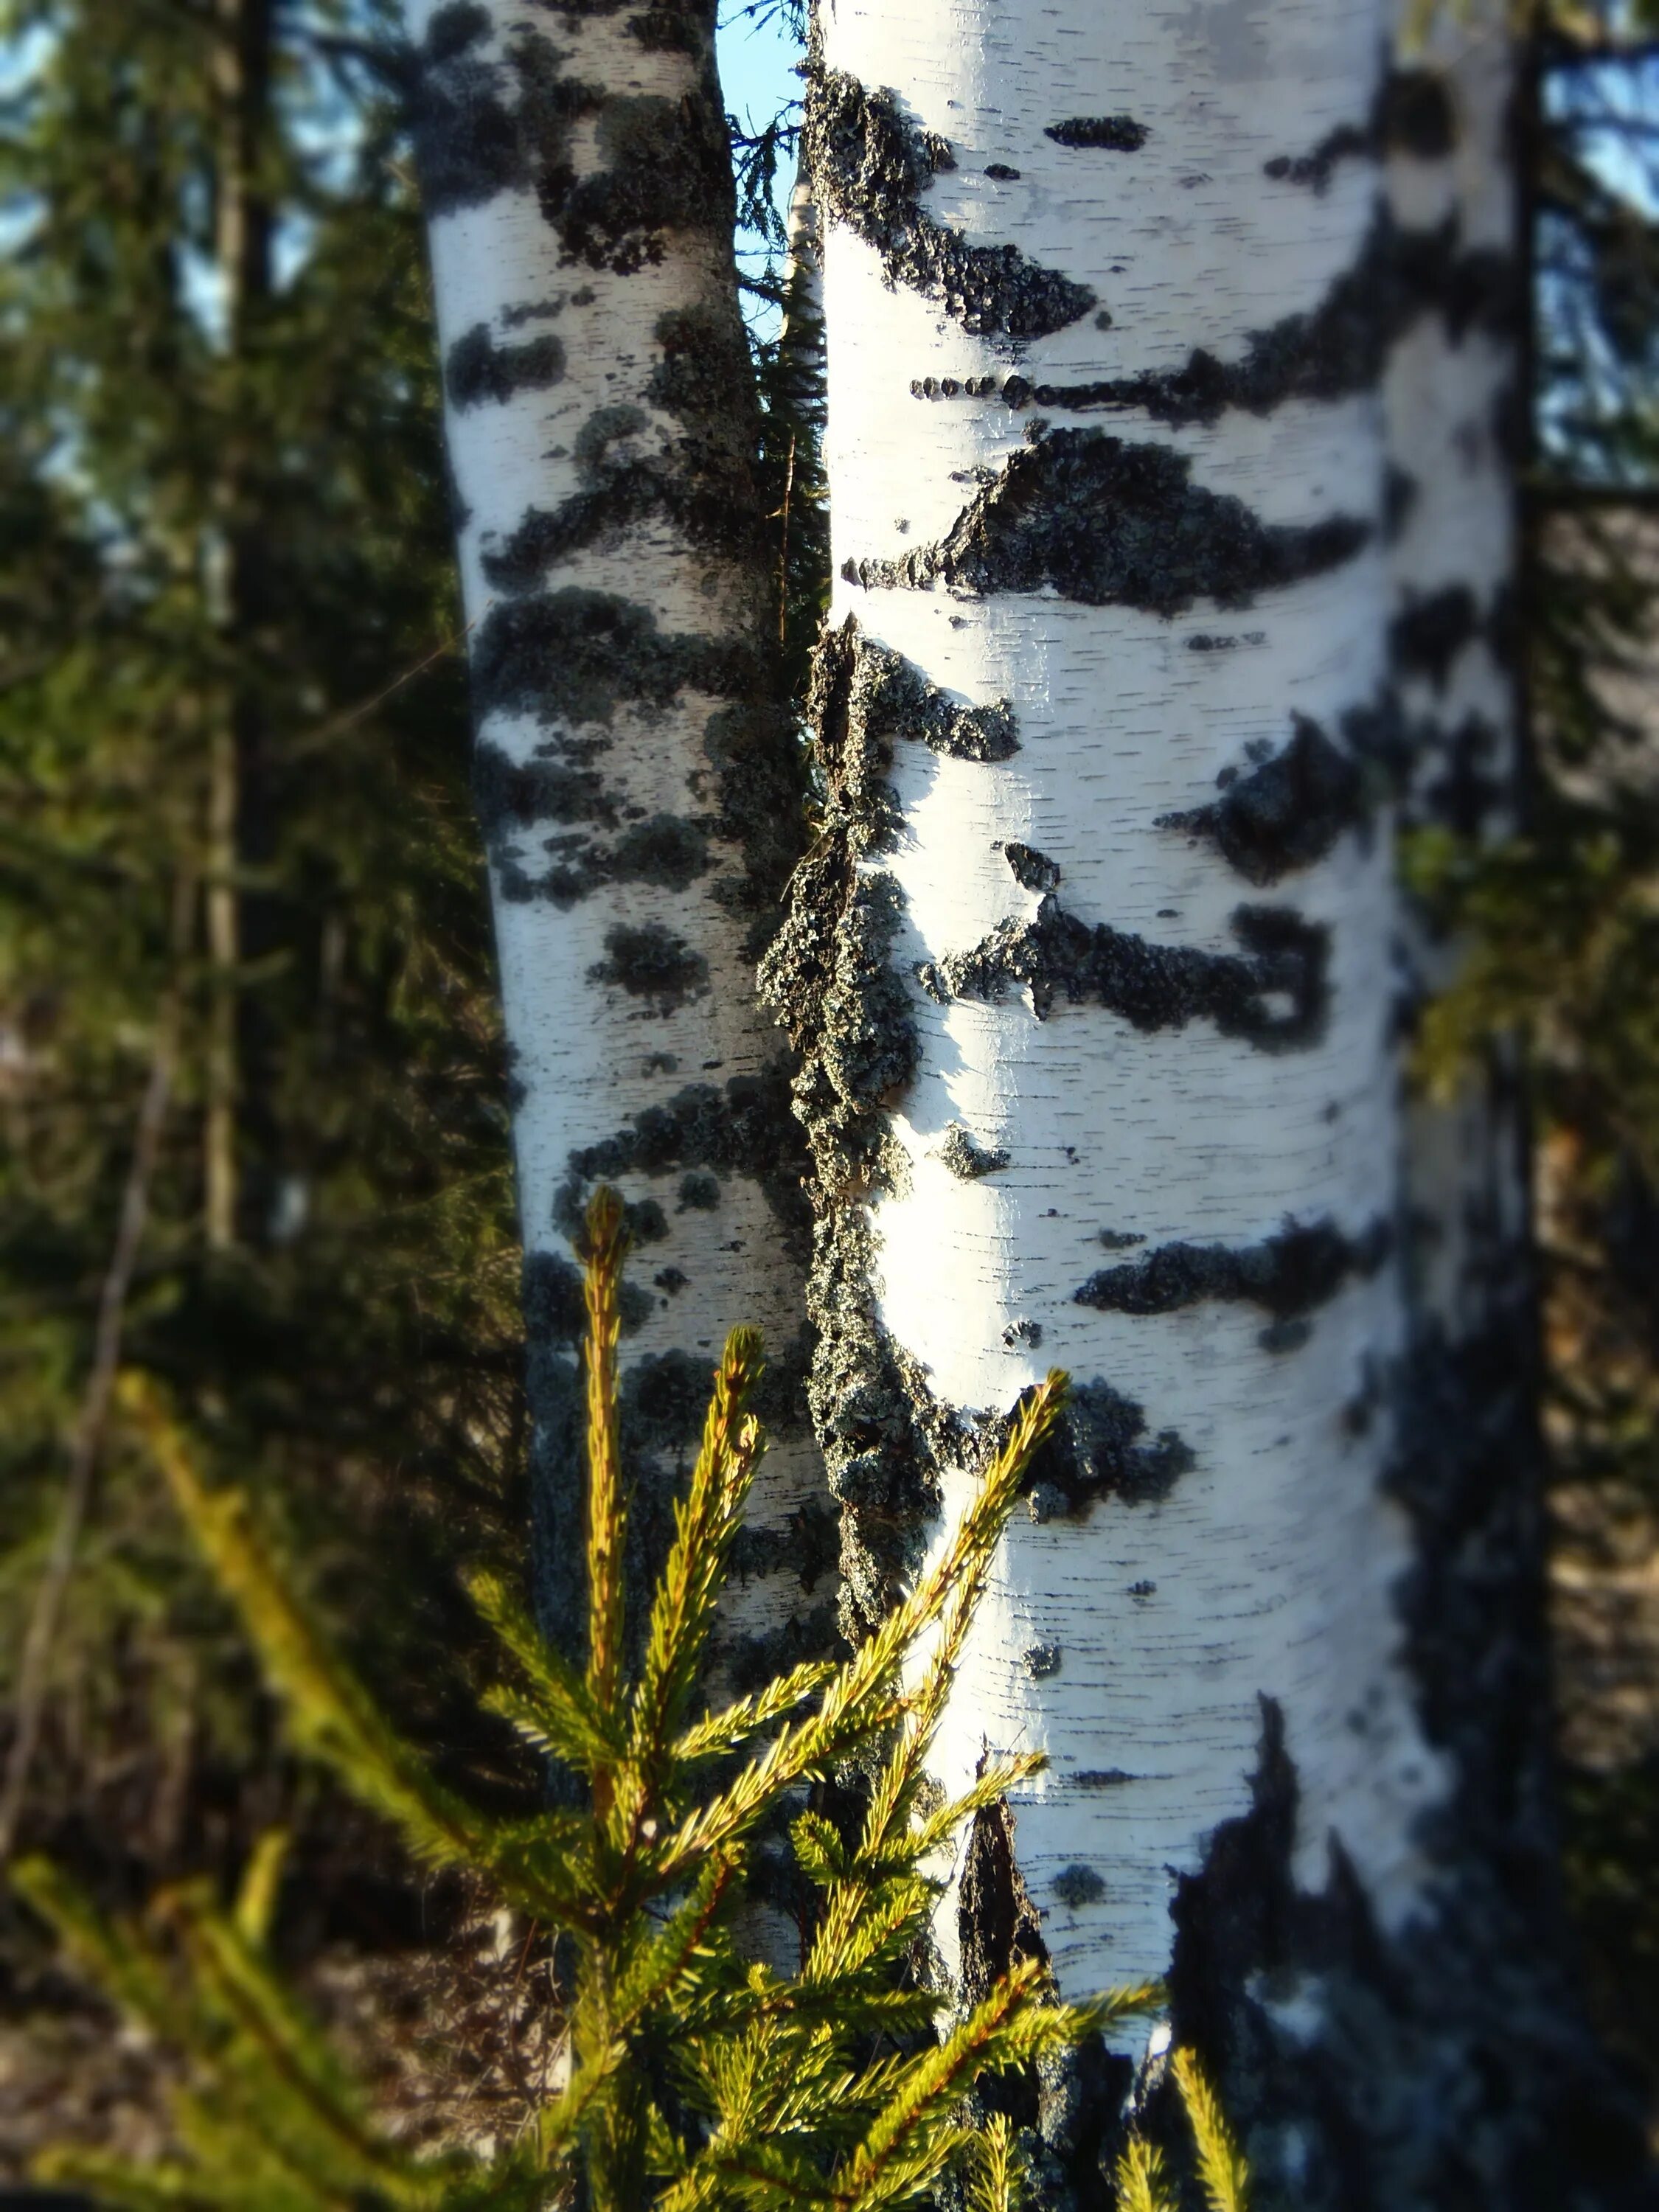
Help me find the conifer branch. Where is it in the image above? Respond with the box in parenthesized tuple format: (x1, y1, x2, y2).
(1172, 2047, 1251, 2212)
(20, 1193, 1183, 2212)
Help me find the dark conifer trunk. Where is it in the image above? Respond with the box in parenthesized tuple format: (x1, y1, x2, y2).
(204, 0, 274, 1253)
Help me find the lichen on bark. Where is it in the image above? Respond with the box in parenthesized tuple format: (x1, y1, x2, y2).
(761, 618, 1026, 1633)
(844, 428, 1370, 616)
(804, 60, 1096, 339)
(919, 894, 1331, 1052)
(1074, 1217, 1391, 1326)
(1158, 713, 1370, 886)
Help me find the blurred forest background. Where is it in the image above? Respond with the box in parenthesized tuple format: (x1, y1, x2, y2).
(0, 0, 1656, 2171)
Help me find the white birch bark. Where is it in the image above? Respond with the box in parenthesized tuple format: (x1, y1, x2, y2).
(1389, 1, 1530, 1337)
(764, 0, 1644, 2197)
(813, 0, 1426, 1972)
(400, 1, 827, 1697)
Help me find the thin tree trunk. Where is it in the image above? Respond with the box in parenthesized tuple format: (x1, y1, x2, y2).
(0, 883, 189, 1861)
(204, 0, 274, 1253)
(204, 709, 239, 1253)
(765, 2, 1649, 2199)
(400, 1, 823, 1708)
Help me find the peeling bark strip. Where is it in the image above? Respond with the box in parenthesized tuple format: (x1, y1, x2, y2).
(401, 0, 818, 1691)
(790, 0, 1635, 2199)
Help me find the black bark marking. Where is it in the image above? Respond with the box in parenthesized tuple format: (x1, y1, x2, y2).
(1075, 1767, 1134, 1788)
(1023, 1377, 1194, 1515)
(496, 813, 709, 908)
(847, 431, 1368, 616)
(1391, 582, 1481, 690)
(1074, 1217, 1391, 1325)
(1045, 114, 1148, 151)
(647, 300, 752, 425)
(1162, 1686, 1651, 2207)
(473, 734, 618, 838)
(473, 726, 718, 906)
(473, 585, 753, 730)
(1264, 118, 1374, 193)
(728, 1489, 841, 1596)
(1384, 463, 1418, 542)
(501, 294, 566, 326)
(405, 4, 546, 217)
(914, 216, 1517, 434)
(481, 386, 755, 590)
(1015, 212, 1402, 427)
(1025, 1641, 1061, 1678)
(626, 4, 703, 54)
(482, 303, 762, 593)
(1158, 713, 1368, 885)
(555, 1068, 808, 1256)
(586, 921, 710, 1013)
(1051, 1864, 1105, 1907)
(1382, 66, 1458, 161)
(1265, 67, 1455, 195)
(849, 639, 1019, 761)
(1391, 218, 1519, 345)
(1004, 840, 1062, 892)
(985, 162, 1021, 181)
(528, 0, 703, 44)
(1419, 712, 1506, 838)
(723, 1599, 841, 1695)
(805, 64, 1096, 339)
(445, 321, 566, 408)
(936, 1123, 1010, 1179)
(919, 895, 1330, 1052)
(404, 5, 732, 274)
(540, 88, 734, 275)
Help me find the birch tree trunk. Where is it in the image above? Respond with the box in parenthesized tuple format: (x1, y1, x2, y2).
(399, 2, 827, 1715)
(763, 1, 1651, 2199)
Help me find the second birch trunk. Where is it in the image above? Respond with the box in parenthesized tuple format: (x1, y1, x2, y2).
(400, 1, 825, 1733)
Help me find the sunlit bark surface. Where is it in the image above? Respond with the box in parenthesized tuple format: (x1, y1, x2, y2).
(402, 0, 825, 1701)
(764, 2, 1649, 2199)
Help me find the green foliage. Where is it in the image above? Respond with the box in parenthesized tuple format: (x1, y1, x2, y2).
(1107, 2048, 1250, 2212)
(1168, 2048, 1250, 2212)
(17, 1190, 1161, 2211)
(0, 0, 525, 1899)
